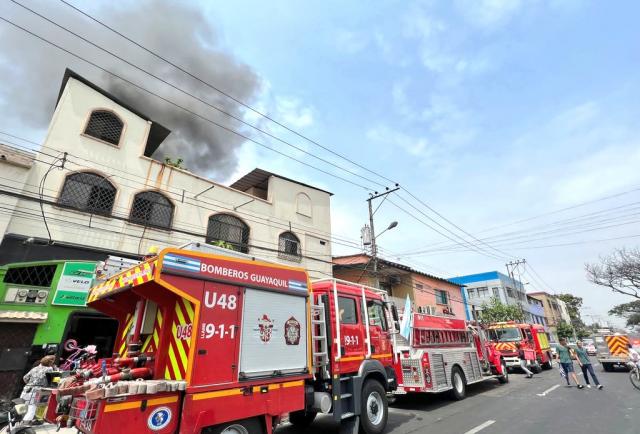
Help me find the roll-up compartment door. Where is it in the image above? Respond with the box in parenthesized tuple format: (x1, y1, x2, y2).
(239, 288, 307, 379)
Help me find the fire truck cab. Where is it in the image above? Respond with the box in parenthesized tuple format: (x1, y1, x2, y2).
(45, 245, 397, 434)
(393, 313, 508, 400)
(486, 322, 553, 372)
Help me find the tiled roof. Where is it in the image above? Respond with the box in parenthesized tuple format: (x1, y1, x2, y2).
(0, 310, 48, 323)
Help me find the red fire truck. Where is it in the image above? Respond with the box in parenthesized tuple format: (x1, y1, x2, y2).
(393, 313, 508, 400)
(44, 246, 398, 434)
(486, 322, 553, 372)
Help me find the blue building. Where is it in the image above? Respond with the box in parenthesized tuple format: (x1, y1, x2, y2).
(449, 271, 546, 326)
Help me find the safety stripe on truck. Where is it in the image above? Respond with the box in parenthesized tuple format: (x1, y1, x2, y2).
(142, 309, 163, 353)
(104, 395, 178, 413)
(605, 335, 629, 356)
(191, 381, 305, 401)
(117, 314, 134, 357)
(165, 298, 194, 381)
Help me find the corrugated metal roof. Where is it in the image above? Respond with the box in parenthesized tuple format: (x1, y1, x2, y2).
(333, 254, 461, 287)
(229, 168, 333, 196)
(0, 310, 48, 323)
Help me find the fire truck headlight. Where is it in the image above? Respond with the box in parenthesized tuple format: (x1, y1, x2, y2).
(14, 403, 28, 416)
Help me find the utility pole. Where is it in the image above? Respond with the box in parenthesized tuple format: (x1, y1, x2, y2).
(505, 259, 526, 289)
(366, 187, 400, 287)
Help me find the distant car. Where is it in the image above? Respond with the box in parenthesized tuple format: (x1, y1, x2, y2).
(581, 339, 597, 356)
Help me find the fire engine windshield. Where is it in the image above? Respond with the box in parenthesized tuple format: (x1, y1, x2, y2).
(489, 327, 522, 342)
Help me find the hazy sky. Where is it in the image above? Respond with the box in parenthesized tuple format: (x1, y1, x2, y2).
(2, 0, 640, 326)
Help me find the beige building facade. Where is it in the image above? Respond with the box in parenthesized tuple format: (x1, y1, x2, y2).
(0, 70, 333, 278)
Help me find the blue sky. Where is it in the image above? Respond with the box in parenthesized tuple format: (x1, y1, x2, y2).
(2, 0, 640, 325)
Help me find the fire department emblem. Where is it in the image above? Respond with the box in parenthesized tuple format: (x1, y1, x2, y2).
(257, 314, 274, 343)
(147, 407, 171, 431)
(284, 316, 301, 345)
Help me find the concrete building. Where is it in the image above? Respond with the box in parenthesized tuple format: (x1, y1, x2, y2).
(448, 271, 544, 325)
(333, 254, 467, 320)
(528, 292, 571, 341)
(0, 69, 333, 278)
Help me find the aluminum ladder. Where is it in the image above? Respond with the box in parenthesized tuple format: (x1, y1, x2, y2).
(311, 297, 330, 379)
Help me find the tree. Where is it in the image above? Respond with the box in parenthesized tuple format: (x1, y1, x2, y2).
(556, 321, 575, 340)
(626, 313, 640, 327)
(479, 297, 525, 323)
(608, 300, 640, 317)
(586, 248, 640, 299)
(556, 293, 589, 339)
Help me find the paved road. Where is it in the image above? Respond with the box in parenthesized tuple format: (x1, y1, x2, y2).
(277, 364, 640, 434)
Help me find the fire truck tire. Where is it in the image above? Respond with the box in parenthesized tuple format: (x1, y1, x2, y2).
(359, 379, 388, 434)
(288, 410, 317, 428)
(10, 428, 36, 434)
(602, 363, 612, 372)
(449, 367, 467, 401)
(498, 360, 509, 384)
(205, 417, 264, 434)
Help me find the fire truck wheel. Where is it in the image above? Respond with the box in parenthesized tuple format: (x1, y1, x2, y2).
(449, 367, 467, 401)
(206, 417, 263, 434)
(10, 428, 36, 434)
(359, 379, 388, 434)
(288, 410, 317, 428)
(498, 360, 509, 384)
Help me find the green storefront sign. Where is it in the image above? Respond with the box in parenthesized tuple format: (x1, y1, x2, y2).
(52, 262, 95, 306)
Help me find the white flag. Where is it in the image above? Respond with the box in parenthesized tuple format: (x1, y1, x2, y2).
(400, 295, 412, 340)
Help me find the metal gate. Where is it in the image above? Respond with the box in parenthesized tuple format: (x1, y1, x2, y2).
(0, 323, 37, 401)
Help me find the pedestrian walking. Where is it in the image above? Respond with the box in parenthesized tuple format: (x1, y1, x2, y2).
(516, 342, 534, 378)
(557, 338, 584, 389)
(575, 341, 603, 389)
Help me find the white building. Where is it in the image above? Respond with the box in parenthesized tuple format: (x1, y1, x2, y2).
(449, 271, 546, 325)
(0, 69, 333, 278)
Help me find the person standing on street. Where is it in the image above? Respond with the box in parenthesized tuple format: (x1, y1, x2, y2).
(557, 338, 584, 389)
(516, 342, 534, 378)
(575, 341, 603, 389)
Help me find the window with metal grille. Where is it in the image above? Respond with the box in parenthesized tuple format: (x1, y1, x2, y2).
(129, 191, 173, 229)
(58, 172, 116, 215)
(278, 231, 301, 261)
(3, 265, 57, 287)
(84, 110, 123, 145)
(206, 214, 250, 253)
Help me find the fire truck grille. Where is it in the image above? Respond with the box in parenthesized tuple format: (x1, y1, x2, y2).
(401, 359, 424, 387)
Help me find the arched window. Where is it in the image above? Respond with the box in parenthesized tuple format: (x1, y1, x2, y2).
(84, 110, 123, 145)
(129, 191, 173, 229)
(58, 172, 116, 215)
(278, 231, 301, 261)
(206, 214, 250, 253)
(296, 192, 312, 217)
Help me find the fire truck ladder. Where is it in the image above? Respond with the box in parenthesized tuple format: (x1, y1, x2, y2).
(311, 297, 330, 379)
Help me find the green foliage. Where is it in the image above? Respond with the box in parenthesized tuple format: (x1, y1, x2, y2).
(556, 321, 575, 340)
(609, 300, 640, 317)
(208, 240, 236, 251)
(479, 297, 525, 323)
(164, 157, 186, 170)
(557, 293, 589, 339)
(626, 313, 640, 327)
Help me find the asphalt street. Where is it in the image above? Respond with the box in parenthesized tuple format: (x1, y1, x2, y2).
(277, 364, 640, 434)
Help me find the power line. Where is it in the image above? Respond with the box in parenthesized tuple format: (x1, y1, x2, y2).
(0, 14, 373, 191)
(392, 196, 508, 261)
(2, 7, 519, 265)
(33, 1, 511, 265)
(56, 0, 398, 187)
(1, 131, 367, 248)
